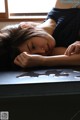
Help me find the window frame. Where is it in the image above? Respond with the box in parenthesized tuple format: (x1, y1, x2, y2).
(0, 0, 50, 21)
(0, 0, 8, 19)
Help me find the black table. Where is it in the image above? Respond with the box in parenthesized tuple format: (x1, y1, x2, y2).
(0, 67, 80, 120)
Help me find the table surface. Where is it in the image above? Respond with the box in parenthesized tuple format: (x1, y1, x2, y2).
(0, 67, 80, 98)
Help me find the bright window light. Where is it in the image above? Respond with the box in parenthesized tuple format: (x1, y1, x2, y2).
(0, 0, 5, 12)
(8, 0, 57, 13)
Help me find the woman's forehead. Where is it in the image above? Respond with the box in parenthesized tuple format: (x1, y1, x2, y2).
(29, 36, 46, 41)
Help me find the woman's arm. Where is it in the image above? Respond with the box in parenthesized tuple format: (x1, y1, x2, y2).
(55, 0, 78, 9)
(14, 51, 80, 68)
(37, 19, 56, 35)
(42, 54, 80, 67)
(20, 18, 56, 35)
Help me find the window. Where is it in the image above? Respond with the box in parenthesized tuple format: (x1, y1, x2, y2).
(0, 0, 57, 20)
(0, 0, 5, 12)
(0, 0, 8, 18)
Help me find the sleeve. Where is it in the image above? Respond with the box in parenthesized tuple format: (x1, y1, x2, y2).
(46, 8, 66, 23)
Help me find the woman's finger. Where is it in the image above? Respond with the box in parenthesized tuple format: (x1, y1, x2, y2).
(14, 52, 30, 67)
(68, 45, 75, 55)
(14, 56, 23, 67)
(74, 45, 80, 54)
(14, 55, 25, 67)
(65, 45, 74, 55)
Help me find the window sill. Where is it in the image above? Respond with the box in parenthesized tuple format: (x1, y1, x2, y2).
(0, 16, 46, 22)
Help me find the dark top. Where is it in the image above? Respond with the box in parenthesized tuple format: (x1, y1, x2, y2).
(47, 8, 80, 47)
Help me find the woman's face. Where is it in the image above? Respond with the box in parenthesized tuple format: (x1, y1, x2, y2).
(18, 35, 55, 56)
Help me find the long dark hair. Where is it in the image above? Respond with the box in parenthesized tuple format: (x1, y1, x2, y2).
(0, 23, 47, 70)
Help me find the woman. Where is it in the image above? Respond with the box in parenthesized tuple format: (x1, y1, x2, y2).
(0, 0, 80, 69)
(0, 23, 56, 69)
(14, 0, 80, 68)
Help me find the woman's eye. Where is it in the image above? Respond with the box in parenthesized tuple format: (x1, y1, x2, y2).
(32, 45, 35, 49)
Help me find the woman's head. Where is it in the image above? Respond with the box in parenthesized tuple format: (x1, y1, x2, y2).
(18, 23, 55, 56)
(18, 35, 55, 56)
(0, 23, 55, 69)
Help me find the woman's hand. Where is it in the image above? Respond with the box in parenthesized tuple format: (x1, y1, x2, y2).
(14, 52, 44, 68)
(64, 41, 80, 56)
(20, 22, 40, 29)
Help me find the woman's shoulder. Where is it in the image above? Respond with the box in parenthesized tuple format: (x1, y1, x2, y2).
(55, 0, 80, 9)
(49, 0, 80, 14)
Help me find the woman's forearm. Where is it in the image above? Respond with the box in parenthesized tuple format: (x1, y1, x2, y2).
(41, 54, 80, 66)
(14, 52, 80, 68)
